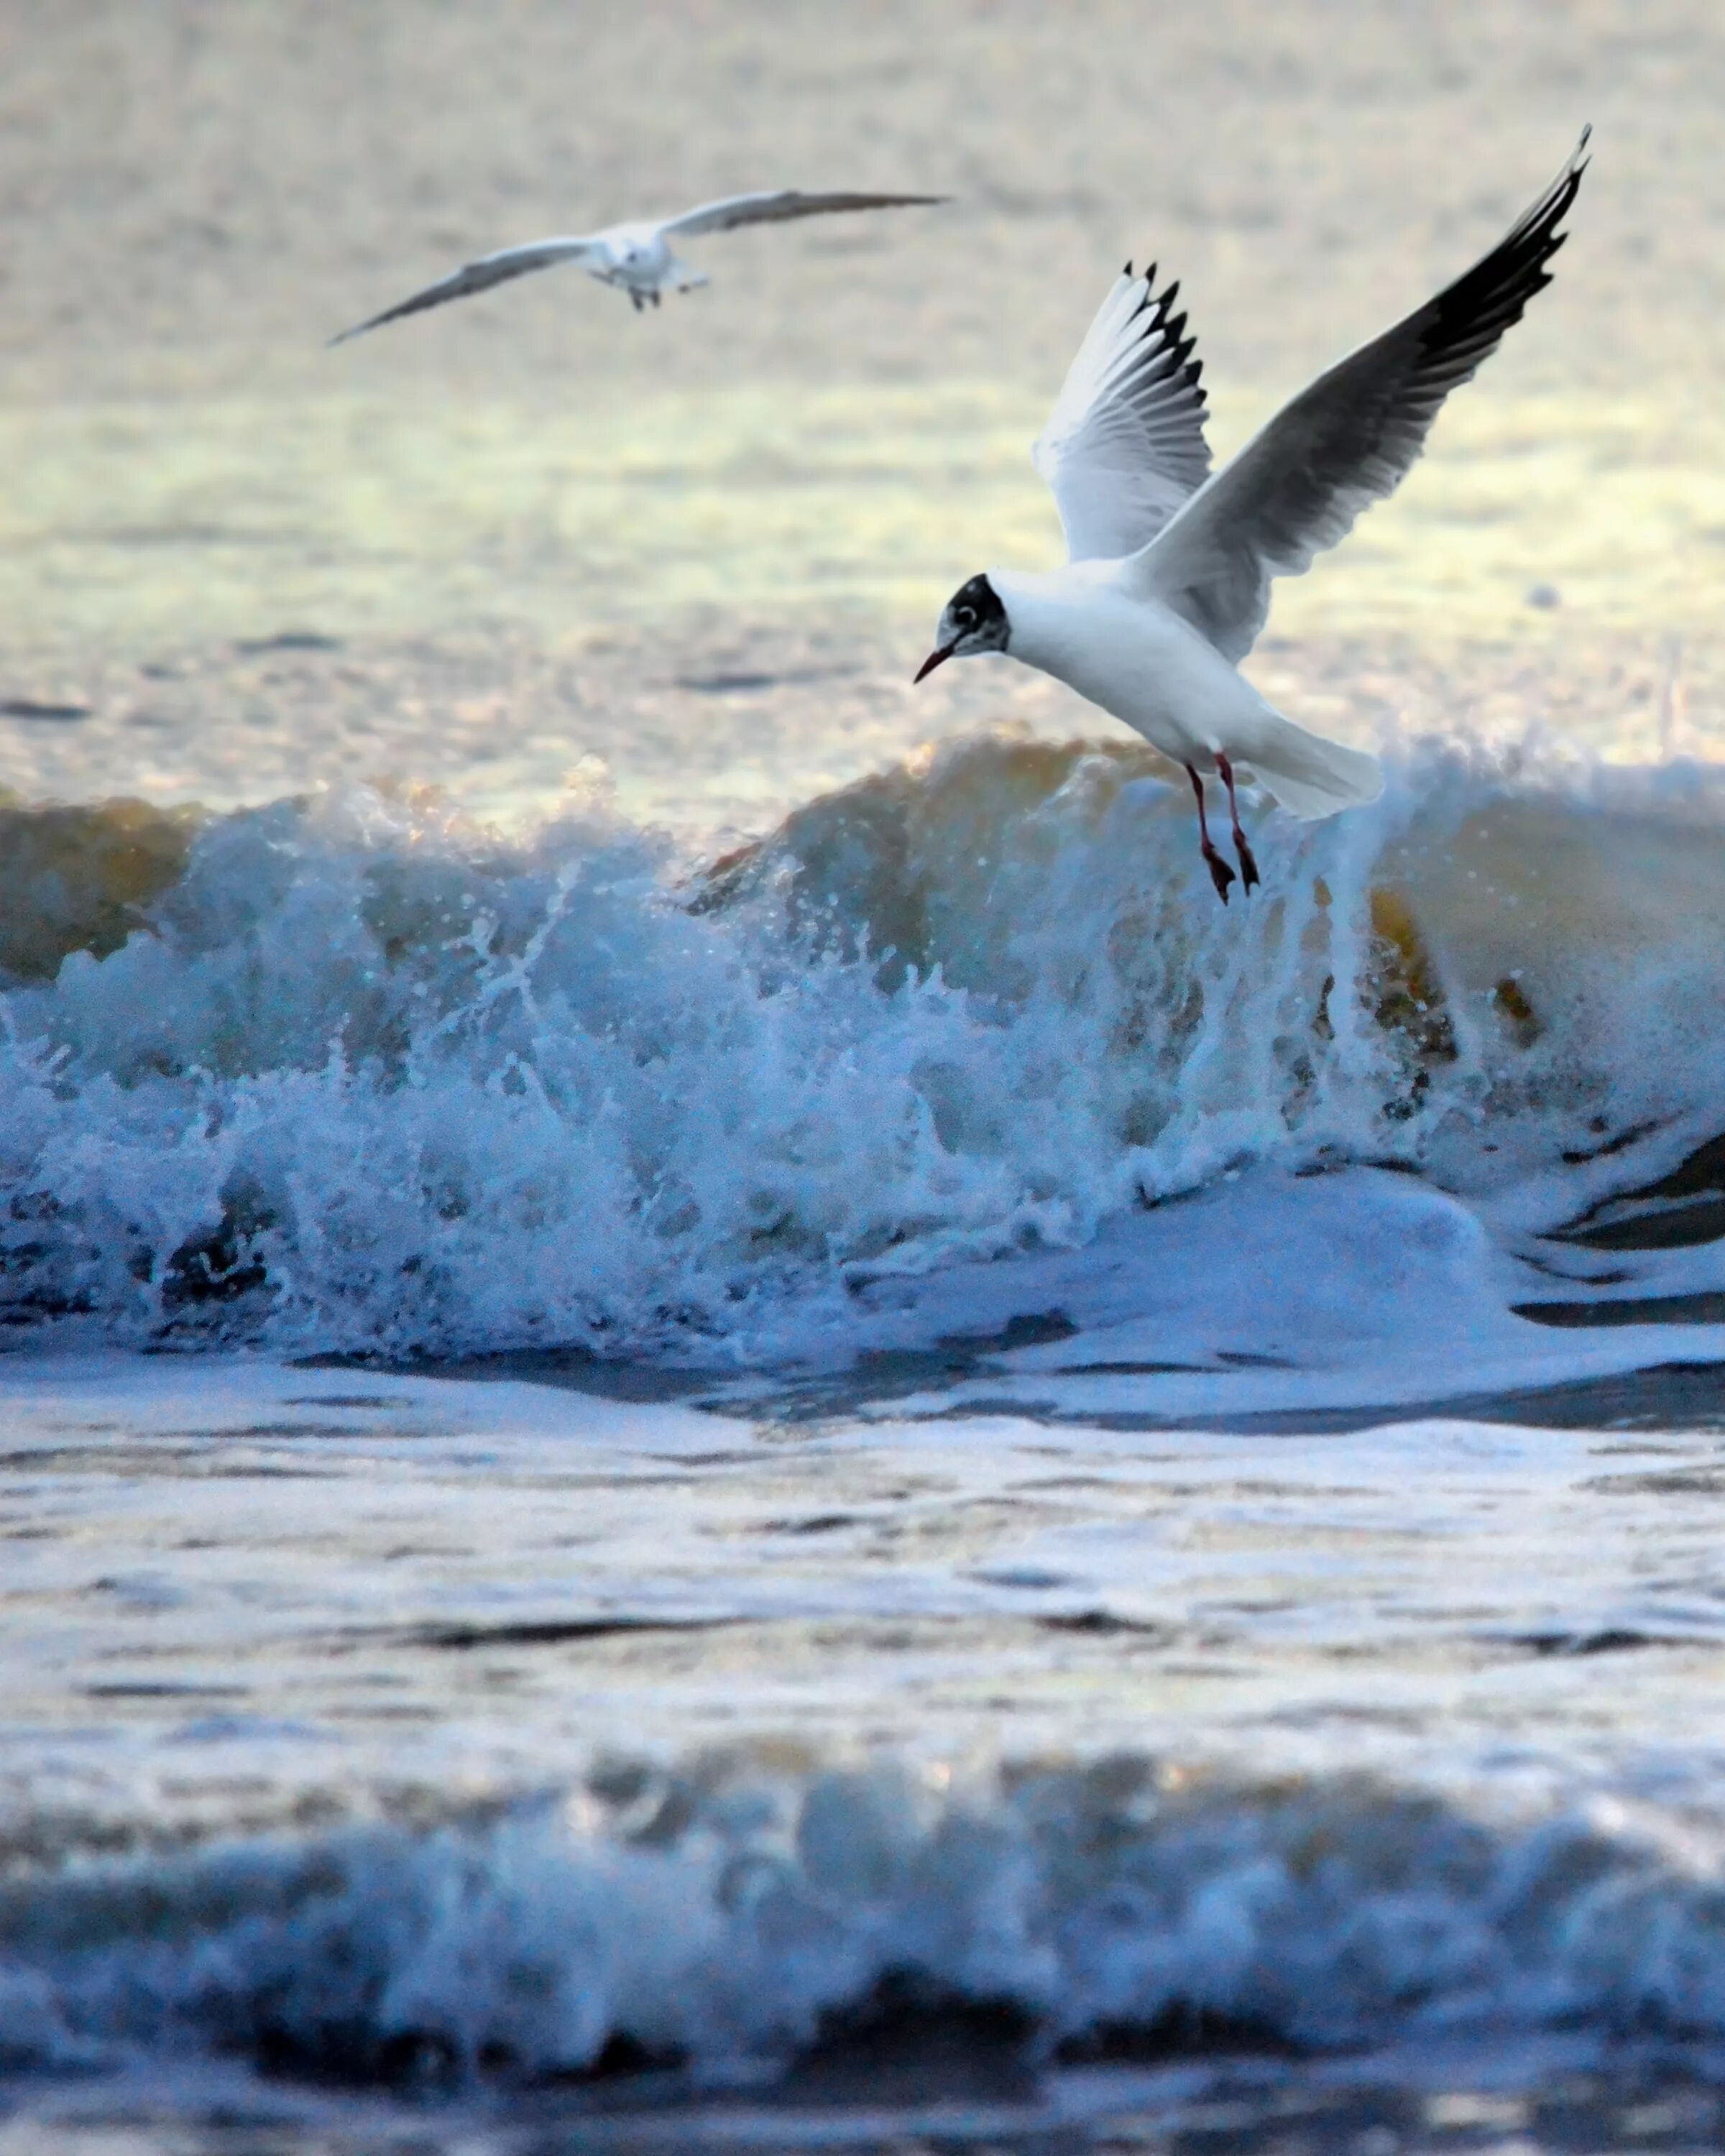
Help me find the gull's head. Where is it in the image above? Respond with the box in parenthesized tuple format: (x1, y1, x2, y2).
(915, 573, 1009, 683)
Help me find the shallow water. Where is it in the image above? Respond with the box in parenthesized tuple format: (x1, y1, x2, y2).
(4, 1345, 1725, 2152)
(5, 733, 1725, 2150)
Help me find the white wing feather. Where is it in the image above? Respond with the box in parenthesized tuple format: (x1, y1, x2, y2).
(1031, 264, 1211, 562)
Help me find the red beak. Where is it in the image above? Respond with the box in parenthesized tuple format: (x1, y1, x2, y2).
(914, 642, 957, 684)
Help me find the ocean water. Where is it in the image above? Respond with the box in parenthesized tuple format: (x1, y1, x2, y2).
(7, 5, 1725, 2143)
(4, 728, 1725, 2152)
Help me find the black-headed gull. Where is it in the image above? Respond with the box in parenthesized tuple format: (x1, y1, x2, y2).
(916, 133, 1591, 902)
(330, 188, 947, 341)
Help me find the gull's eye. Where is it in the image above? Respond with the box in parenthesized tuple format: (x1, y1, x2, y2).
(954, 608, 975, 629)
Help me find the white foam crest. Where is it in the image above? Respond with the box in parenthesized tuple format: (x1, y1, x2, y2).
(8, 1766, 1725, 2083)
(2, 736, 1724, 1359)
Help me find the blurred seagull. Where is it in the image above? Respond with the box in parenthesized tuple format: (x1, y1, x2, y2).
(916, 132, 1591, 903)
(330, 188, 947, 341)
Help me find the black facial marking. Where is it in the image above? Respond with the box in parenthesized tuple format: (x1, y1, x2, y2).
(947, 573, 1006, 634)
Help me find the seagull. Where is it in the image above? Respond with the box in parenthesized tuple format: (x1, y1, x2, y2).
(915, 132, 1591, 903)
(329, 188, 947, 341)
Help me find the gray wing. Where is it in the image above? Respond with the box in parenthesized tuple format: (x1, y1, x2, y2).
(1031, 263, 1210, 561)
(328, 235, 601, 344)
(658, 188, 947, 238)
(1131, 130, 1591, 660)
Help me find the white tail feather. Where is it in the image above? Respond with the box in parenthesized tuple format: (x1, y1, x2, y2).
(1235, 706, 1383, 821)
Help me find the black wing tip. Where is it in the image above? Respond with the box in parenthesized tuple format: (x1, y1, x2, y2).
(1121, 264, 1183, 324)
(1555, 124, 1593, 214)
(771, 189, 948, 223)
(328, 303, 416, 344)
(1116, 260, 1207, 402)
(1534, 126, 1593, 231)
(1416, 129, 1593, 379)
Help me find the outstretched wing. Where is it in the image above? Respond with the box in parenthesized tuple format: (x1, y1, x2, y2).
(328, 235, 602, 345)
(1131, 129, 1591, 660)
(658, 188, 947, 238)
(1032, 263, 1210, 561)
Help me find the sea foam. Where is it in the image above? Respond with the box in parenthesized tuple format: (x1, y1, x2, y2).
(6, 1761, 1725, 2086)
(2, 732, 1724, 1365)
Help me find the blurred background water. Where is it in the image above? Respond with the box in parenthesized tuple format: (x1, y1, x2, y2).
(3, 0, 1724, 831)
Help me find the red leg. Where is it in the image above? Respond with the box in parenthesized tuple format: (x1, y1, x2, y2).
(1187, 764, 1236, 903)
(1215, 752, 1260, 894)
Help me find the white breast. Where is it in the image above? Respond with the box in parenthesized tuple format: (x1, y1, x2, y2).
(990, 565, 1265, 765)
(599, 227, 672, 286)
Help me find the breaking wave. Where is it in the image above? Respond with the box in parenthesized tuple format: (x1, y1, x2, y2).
(6, 1759, 1725, 2089)
(3, 731, 1724, 1362)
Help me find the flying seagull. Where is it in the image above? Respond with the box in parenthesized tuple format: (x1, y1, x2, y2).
(916, 132, 1591, 903)
(330, 188, 947, 341)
